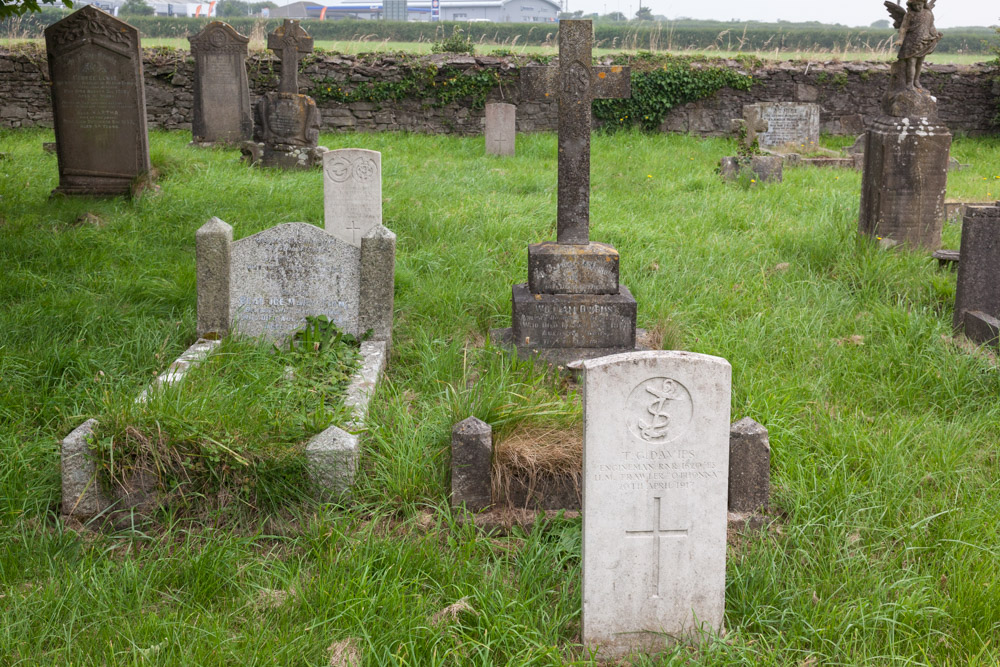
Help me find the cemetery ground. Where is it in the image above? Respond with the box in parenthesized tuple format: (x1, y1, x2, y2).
(1, 127, 1000, 663)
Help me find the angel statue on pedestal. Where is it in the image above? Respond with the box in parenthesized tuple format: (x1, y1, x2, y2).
(884, 0, 943, 91)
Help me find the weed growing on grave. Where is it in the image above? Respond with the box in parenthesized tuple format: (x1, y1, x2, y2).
(91, 318, 362, 512)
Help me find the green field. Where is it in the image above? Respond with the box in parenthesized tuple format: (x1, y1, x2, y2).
(2, 35, 994, 64)
(2, 127, 1000, 663)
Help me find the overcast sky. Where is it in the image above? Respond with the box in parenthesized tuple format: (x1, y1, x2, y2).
(565, 0, 998, 28)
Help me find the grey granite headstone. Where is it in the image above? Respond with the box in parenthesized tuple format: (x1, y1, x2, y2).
(580, 351, 731, 659)
(451, 416, 493, 512)
(44, 6, 150, 196)
(324, 149, 382, 247)
(507, 20, 638, 366)
(748, 103, 820, 150)
(188, 21, 252, 145)
(196, 217, 395, 344)
(728, 417, 770, 514)
(953, 202, 1000, 347)
(485, 102, 516, 156)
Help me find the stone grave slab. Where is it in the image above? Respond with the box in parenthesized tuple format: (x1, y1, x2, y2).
(44, 5, 150, 196)
(580, 350, 731, 659)
(485, 102, 516, 156)
(188, 21, 252, 145)
(953, 202, 1000, 348)
(324, 149, 382, 248)
(747, 102, 820, 150)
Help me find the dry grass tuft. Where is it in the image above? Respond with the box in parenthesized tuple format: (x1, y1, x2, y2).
(492, 425, 581, 503)
(429, 597, 477, 626)
(327, 638, 362, 667)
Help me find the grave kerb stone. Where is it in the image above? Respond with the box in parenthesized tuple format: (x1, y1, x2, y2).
(451, 416, 493, 512)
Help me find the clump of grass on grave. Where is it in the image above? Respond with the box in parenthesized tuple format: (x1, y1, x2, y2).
(92, 316, 363, 511)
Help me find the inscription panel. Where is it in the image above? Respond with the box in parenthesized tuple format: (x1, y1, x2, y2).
(581, 351, 731, 659)
(754, 102, 820, 148)
(229, 223, 360, 340)
(511, 284, 636, 349)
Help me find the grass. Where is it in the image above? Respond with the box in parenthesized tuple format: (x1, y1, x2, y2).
(1, 36, 994, 63)
(1, 127, 1000, 662)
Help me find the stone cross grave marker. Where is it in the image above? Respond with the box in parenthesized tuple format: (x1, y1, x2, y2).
(730, 106, 768, 153)
(520, 19, 630, 245)
(44, 5, 151, 196)
(580, 351, 731, 659)
(267, 19, 313, 94)
(485, 102, 516, 156)
(188, 21, 252, 144)
(324, 149, 382, 248)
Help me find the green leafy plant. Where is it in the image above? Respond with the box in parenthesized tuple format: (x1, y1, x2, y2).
(593, 55, 754, 132)
(431, 27, 475, 55)
(309, 65, 499, 110)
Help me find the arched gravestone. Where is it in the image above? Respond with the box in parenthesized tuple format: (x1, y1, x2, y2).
(45, 6, 150, 196)
(188, 21, 252, 145)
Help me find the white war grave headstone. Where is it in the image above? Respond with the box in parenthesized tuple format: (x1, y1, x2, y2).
(485, 102, 516, 156)
(323, 149, 382, 247)
(580, 350, 731, 659)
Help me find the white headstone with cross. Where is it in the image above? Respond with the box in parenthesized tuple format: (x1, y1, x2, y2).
(324, 149, 382, 249)
(580, 350, 731, 659)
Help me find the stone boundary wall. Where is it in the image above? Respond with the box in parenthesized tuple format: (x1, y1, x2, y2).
(2, 45, 997, 136)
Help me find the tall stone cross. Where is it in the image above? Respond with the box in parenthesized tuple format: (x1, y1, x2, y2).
(267, 19, 314, 94)
(521, 20, 630, 245)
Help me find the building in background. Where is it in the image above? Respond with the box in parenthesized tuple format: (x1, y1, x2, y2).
(272, 0, 559, 22)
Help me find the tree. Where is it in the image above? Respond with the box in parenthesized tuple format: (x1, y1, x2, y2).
(120, 0, 153, 14)
(602, 11, 625, 22)
(559, 9, 583, 19)
(0, 0, 73, 19)
(870, 19, 890, 28)
(634, 6, 652, 21)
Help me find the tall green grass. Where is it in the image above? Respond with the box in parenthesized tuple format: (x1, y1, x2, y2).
(0, 127, 999, 662)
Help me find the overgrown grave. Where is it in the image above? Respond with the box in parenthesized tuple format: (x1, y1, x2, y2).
(62, 154, 395, 523)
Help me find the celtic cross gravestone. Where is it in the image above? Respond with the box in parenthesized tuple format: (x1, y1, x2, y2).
(267, 18, 313, 94)
(504, 20, 639, 366)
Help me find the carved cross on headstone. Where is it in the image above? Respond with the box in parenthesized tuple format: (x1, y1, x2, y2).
(625, 495, 689, 598)
(267, 19, 314, 94)
(520, 20, 630, 245)
(731, 106, 769, 153)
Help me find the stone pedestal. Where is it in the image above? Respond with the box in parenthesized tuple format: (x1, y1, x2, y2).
(509, 241, 637, 366)
(245, 92, 327, 169)
(953, 202, 1000, 347)
(858, 115, 951, 249)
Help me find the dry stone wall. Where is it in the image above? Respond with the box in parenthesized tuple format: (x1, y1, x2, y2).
(1, 45, 996, 135)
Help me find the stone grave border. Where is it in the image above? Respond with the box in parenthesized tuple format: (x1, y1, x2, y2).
(61, 336, 386, 522)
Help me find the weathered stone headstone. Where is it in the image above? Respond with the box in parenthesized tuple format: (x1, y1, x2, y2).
(451, 416, 493, 512)
(746, 102, 820, 150)
(580, 351, 731, 659)
(485, 102, 516, 156)
(188, 21, 252, 145)
(504, 20, 637, 366)
(324, 149, 382, 247)
(243, 20, 327, 169)
(719, 155, 783, 184)
(195, 217, 395, 344)
(44, 5, 151, 196)
(953, 202, 1000, 348)
(858, 0, 950, 249)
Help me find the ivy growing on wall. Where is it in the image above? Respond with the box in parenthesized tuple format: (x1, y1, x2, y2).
(593, 54, 756, 132)
(308, 65, 499, 110)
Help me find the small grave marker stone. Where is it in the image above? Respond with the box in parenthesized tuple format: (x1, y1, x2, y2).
(451, 417, 493, 512)
(324, 149, 382, 248)
(44, 5, 151, 196)
(485, 102, 516, 156)
(580, 351, 731, 659)
(188, 21, 252, 145)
